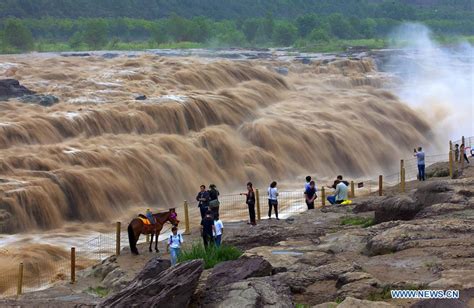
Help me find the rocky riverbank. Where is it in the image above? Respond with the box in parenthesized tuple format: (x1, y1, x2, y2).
(1, 166, 473, 307)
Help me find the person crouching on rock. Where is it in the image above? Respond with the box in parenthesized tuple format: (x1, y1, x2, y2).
(201, 210, 215, 249)
(240, 182, 256, 225)
(326, 175, 349, 205)
(304, 180, 317, 210)
(167, 226, 183, 266)
(268, 181, 279, 220)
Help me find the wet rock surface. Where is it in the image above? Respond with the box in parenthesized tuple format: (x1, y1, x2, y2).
(101, 259, 202, 308)
(0, 79, 35, 99)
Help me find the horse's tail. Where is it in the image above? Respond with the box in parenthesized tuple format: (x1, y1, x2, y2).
(128, 222, 139, 255)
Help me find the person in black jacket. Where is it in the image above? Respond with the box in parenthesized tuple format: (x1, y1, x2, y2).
(208, 184, 220, 217)
(196, 185, 210, 220)
(240, 182, 256, 225)
(200, 210, 215, 249)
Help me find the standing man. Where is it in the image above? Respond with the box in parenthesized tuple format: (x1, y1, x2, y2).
(200, 210, 215, 249)
(414, 147, 425, 181)
(196, 185, 210, 220)
(304, 176, 312, 192)
(304, 180, 317, 210)
(167, 226, 183, 266)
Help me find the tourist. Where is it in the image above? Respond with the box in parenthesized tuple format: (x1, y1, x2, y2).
(460, 144, 470, 164)
(454, 144, 460, 162)
(304, 180, 317, 210)
(327, 175, 349, 205)
(267, 181, 279, 220)
(208, 184, 220, 217)
(240, 182, 256, 225)
(304, 176, 311, 192)
(213, 214, 224, 247)
(414, 147, 425, 181)
(167, 226, 183, 266)
(200, 210, 215, 248)
(196, 185, 210, 220)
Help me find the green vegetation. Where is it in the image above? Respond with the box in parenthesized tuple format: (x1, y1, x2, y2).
(177, 243, 242, 269)
(0, 1, 472, 53)
(87, 286, 109, 298)
(340, 216, 376, 228)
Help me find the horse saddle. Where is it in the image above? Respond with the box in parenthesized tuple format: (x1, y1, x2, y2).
(138, 214, 154, 225)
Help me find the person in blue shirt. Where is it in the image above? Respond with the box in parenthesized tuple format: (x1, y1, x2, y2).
(304, 176, 311, 192)
(414, 147, 425, 181)
(304, 180, 317, 210)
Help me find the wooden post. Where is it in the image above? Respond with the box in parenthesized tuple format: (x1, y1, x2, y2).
(400, 159, 404, 192)
(70, 247, 76, 284)
(449, 140, 453, 151)
(17, 262, 23, 296)
(350, 181, 355, 198)
(378, 175, 383, 196)
(461, 144, 465, 170)
(401, 168, 406, 193)
(115, 222, 121, 256)
(321, 187, 326, 207)
(255, 189, 261, 221)
(449, 150, 454, 179)
(462, 136, 465, 145)
(183, 200, 190, 235)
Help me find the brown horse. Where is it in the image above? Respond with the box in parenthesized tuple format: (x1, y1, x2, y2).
(127, 208, 179, 255)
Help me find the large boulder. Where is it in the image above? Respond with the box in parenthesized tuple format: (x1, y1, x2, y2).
(413, 181, 454, 207)
(202, 277, 293, 308)
(101, 259, 201, 308)
(0, 79, 35, 99)
(374, 196, 420, 223)
(206, 256, 273, 290)
(425, 162, 450, 178)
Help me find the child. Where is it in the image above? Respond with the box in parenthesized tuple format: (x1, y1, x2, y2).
(167, 226, 183, 266)
(213, 214, 224, 247)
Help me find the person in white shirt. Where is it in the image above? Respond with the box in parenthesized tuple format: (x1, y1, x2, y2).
(167, 226, 183, 266)
(267, 181, 279, 220)
(213, 214, 224, 247)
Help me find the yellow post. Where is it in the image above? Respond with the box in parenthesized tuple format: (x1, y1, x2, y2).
(321, 187, 326, 207)
(449, 150, 454, 179)
(183, 200, 190, 235)
(17, 263, 23, 296)
(379, 175, 383, 196)
(70, 247, 76, 284)
(350, 181, 355, 198)
(115, 222, 121, 256)
(449, 140, 453, 151)
(255, 189, 261, 221)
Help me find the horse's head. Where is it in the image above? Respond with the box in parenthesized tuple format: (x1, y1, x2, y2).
(168, 208, 179, 226)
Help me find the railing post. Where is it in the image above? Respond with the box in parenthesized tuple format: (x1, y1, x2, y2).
(401, 168, 406, 193)
(449, 150, 454, 179)
(70, 247, 76, 284)
(461, 143, 465, 170)
(115, 222, 121, 256)
(378, 175, 383, 196)
(350, 181, 355, 198)
(321, 187, 326, 207)
(183, 200, 190, 235)
(255, 189, 261, 221)
(449, 140, 453, 151)
(400, 159, 404, 192)
(17, 262, 23, 296)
